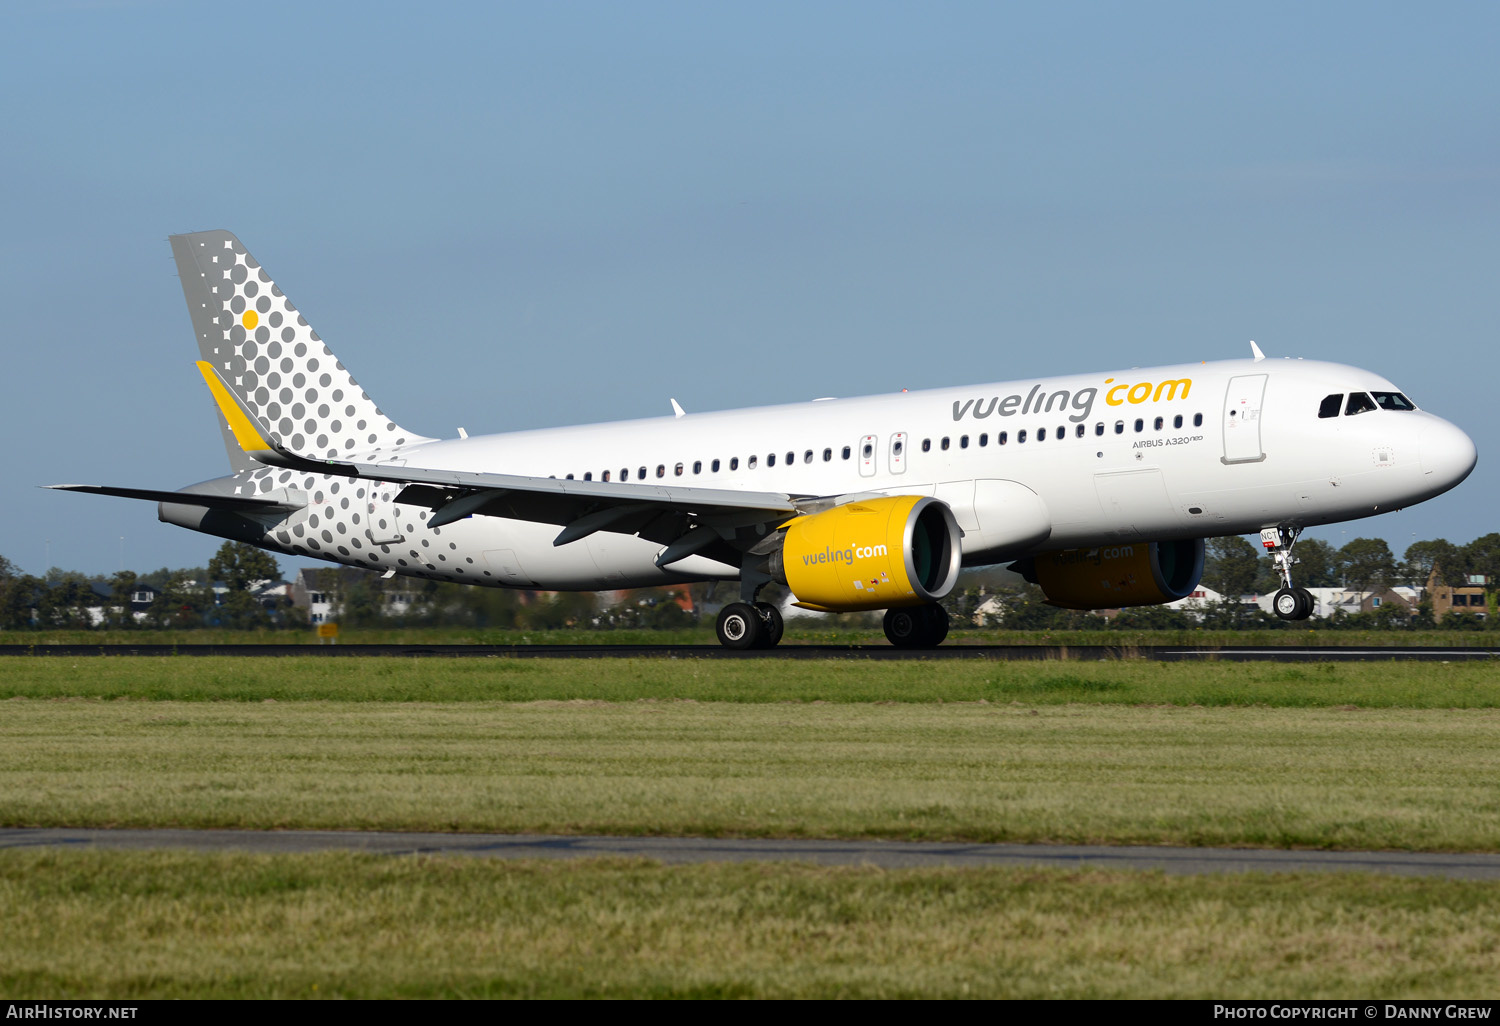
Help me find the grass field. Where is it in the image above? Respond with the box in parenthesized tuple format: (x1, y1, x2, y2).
(2, 655, 1498, 705)
(5, 700, 1500, 849)
(5, 654, 1499, 998)
(4, 851, 1500, 999)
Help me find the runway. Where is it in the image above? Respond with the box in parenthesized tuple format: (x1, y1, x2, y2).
(6, 828, 1499, 879)
(0, 643, 1494, 660)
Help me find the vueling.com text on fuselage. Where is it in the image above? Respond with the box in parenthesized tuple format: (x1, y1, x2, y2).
(951, 377, 1192, 424)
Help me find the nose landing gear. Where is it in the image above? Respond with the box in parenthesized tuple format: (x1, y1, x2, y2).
(1263, 526, 1316, 621)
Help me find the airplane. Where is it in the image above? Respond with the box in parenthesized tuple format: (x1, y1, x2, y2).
(52, 230, 1478, 648)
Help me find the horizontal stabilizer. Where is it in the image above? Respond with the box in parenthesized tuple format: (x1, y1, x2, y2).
(46, 484, 300, 513)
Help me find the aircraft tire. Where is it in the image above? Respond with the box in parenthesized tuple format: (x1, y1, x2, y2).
(926, 604, 950, 646)
(1273, 588, 1302, 621)
(717, 602, 763, 650)
(1295, 588, 1316, 619)
(753, 602, 784, 648)
(883, 607, 927, 648)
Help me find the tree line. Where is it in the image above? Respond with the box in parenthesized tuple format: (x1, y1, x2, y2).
(1, 531, 1495, 632)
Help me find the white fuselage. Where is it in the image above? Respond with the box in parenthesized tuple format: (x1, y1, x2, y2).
(170, 356, 1476, 591)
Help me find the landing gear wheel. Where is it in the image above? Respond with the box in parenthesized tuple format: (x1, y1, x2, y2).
(1273, 588, 1312, 621)
(883, 607, 926, 648)
(716, 602, 763, 650)
(925, 604, 950, 646)
(1296, 588, 1316, 619)
(883, 604, 949, 648)
(752, 602, 784, 648)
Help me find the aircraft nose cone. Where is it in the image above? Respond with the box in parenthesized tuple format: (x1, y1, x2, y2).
(1419, 418, 1478, 489)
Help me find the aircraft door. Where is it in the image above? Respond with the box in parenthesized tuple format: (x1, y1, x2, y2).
(889, 432, 908, 474)
(1222, 374, 1268, 464)
(858, 434, 878, 477)
(366, 486, 406, 545)
(366, 462, 408, 545)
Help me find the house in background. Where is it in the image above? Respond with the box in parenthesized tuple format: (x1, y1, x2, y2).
(290, 567, 423, 623)
(1427, 568, 1491, 621)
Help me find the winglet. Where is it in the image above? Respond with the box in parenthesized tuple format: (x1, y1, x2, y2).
(670, 398, 686, 418)
(195, 361, 350, 473)
(196, 361, 275, 454)
(1249, 340, 1266, 362)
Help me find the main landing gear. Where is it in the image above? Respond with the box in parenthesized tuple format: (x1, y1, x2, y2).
(1263, 525, 1316, 622)
(716, 601, 784, 650)
(883, 604, 950, 649)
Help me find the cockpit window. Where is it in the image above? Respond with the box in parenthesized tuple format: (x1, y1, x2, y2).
(1318, 394, 1343, 419)
(1345, 392, 1377, 416)
(1372, 391, 1416, 411)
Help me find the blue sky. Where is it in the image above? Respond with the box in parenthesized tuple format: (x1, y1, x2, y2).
(3, 1, 1495, 577)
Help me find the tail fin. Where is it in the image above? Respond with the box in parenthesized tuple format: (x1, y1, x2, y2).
(170, 230, 430, 468)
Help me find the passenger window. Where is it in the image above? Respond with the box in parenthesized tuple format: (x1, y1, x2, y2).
(1037, 427, 1047, 441)
(1345, 392, 1377, 416)
(1075, 424, 1085, 438)
(979, 433, 988, 447)
(1319, 394, 1344, 419)
(603, 470, 611, 482)
(767, 453, 776, 467)
(842, 446, 851, 460)
(711, 459, 720, 472)
(922, 439, 931, 452)
(1154, 417, 1163, 430)
(583, 472, 592, 481)
(638, 466, 647, 480)
(692, 461, 701, 474)
(1134, 418, 1144, 432)
(621, 468, 630, 482)
(960, 435, 969, 449)
(748, 455, 757, 469)
(1372, 391, 1416, 411)
(1057, 425, 1065, 439)
(786, 451, 794, 465)
(1173, 414, 1183, 429)
(804, 450, 813, 464)
(892, 440, 903, 454)
(565, 473, 574, 480)
(657, 465, 666, 478)
(1193, 413, 1203, 427)
(730, 457, 738, 471)
(1018, 429, 1027, 443)
(998, 431, 1008, 445)
(941, 437, 950, 451)
(1095, 423, 1104, 436)
(862, 442, 873, 458)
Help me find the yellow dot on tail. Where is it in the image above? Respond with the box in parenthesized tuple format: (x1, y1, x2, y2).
(243, 310, 259, 330)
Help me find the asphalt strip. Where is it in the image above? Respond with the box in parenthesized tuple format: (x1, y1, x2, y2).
(4, 828, 1500, 879)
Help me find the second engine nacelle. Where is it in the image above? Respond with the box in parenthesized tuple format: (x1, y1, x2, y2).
(767, 495, 963, 612)
(1014, 538, 1205, 610)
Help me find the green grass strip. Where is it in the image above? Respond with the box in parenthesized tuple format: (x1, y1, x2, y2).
(3, 850, 1498, 999)
(2, 655, 1499, 706)
(5, 702, 1500, 850)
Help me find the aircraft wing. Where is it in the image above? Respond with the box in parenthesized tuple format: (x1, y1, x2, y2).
(332, 460, 801, 559)
(195, 360, 803, 559)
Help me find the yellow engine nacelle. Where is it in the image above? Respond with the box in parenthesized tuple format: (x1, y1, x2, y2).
(770, 495, 962, 612)
(1020, 539, 1204, 610)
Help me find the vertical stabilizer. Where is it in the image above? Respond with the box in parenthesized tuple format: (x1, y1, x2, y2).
(170, 230, 431, 466)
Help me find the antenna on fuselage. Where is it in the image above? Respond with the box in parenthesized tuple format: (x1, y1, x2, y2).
(1250, 340, 1266, 362)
